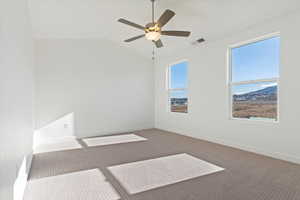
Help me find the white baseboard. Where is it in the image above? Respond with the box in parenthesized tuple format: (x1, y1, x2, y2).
(157, 128, 300, 165)
(200, 134, 300, 165)
(14, 153, 33, 200)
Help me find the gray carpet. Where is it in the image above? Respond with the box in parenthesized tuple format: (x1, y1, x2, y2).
(26, 129, 300, 200)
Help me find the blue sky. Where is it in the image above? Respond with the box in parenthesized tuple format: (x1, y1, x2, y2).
(232, 36, 280, 94)
(169, 90, 188, 99)
(170, 61, 188, 89)
(170, 61, 188, 98)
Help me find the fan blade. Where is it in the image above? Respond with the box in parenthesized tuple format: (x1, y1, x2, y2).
(153, 39, 163, 48)
(124, 34, 145, 42)
(161, 31, 191, 37)
(118, 18, 145, 30)
(157, 9, 175, 27)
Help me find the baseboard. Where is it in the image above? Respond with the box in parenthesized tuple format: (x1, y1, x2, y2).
(157, 127, 300, 165)
(14, 153, 33, 200)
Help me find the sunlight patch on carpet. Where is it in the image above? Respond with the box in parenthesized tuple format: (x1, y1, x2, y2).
(82, 134, 147, 147)
(24, 169, 120, 200)
(108, 153, 224, 194)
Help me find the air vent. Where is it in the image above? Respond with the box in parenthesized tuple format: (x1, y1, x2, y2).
(197, 38, 205, 43)
(192, 38, 205, 45)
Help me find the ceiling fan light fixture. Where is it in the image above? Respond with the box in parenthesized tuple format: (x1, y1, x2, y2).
(118, 0, 191, 48)
(145, 31, 161, 41)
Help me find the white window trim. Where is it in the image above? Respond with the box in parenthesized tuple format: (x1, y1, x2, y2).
(228, 32, 280, 123)
(166, 59, 189, 114)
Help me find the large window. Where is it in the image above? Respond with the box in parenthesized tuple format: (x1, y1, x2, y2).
(229, 34, 280, 121)
(168, 61, 188, 113)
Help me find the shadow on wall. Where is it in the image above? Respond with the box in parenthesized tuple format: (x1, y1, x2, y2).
(33, 113, 75, 148)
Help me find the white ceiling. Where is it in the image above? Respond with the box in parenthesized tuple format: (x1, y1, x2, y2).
(29, 0, 300, 57)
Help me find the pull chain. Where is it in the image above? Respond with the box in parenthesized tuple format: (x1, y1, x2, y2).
(152, 46, 155, 60)
(151, 0, 156, 61)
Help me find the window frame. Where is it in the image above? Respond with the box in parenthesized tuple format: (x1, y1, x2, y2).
(228, 32, 280, 123)
(166, 59, 189, 114)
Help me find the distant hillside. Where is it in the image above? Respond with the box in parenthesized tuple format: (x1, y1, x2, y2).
(170, 98, 188, 105)
(233, 86, 277, 101)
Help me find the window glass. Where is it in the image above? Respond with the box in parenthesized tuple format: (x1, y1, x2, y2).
(168, 61, 188, 113)
(232, 37, 280, 82)
(232, 82, 277, 120)
(230, 35, 280, 121)
(170, 90, 188, 113)
(170, 61, 188, 89)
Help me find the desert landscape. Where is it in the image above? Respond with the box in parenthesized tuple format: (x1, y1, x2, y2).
(170, 98, 188, 113)
(233, 101, 277, 119)
(171, 105, 188, 113)
(232, 85, 277, 120)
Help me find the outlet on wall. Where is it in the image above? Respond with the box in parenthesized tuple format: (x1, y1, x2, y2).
(63, 124, 68, 129)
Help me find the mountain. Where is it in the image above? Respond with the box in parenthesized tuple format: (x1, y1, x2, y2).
(233, 86, 277, 101)
(171, 98, 188, 105)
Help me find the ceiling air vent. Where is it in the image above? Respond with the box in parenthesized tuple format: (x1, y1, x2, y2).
(192, 38, 205, 45)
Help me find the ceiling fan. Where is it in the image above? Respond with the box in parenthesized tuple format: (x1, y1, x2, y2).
(118, 0, 191, 48)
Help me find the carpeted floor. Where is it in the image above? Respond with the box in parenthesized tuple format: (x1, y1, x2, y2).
(26, 129, 300, 200)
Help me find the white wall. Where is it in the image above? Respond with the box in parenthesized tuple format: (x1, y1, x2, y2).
(35, 39, 154, 138)
(155, 11, 300, 164)
(0, 0, 35, 199)
(33, 112, 75, 148)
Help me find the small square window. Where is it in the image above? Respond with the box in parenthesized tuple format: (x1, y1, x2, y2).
(170, 90, 188, 113)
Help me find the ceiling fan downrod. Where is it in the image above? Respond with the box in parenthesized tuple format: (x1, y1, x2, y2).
(151, 0, 155, 23)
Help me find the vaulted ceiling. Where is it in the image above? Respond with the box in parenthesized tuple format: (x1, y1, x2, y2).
(29, 0, 300, 58)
